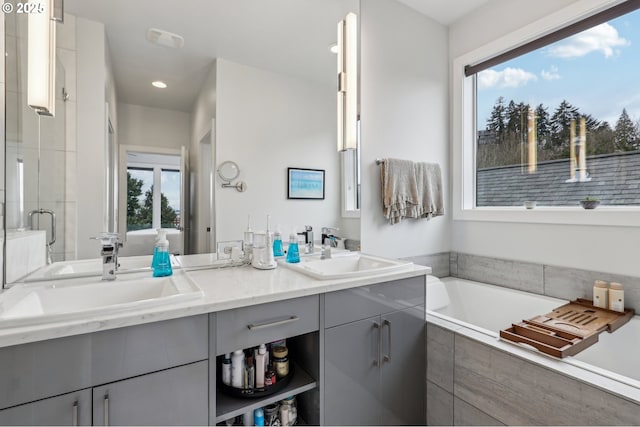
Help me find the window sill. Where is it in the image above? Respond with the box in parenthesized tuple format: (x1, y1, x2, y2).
(454, 206, 640, 227)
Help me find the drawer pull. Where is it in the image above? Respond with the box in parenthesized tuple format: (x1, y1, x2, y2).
(383, 319, 392, 363)
(373, 321, 381, 367)
(72, 401, 78, 427)
(247, 316, 299, 330)
(104, 394, 109, 426)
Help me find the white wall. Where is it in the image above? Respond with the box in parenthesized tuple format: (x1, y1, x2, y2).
(449, 0, 640, 277)
(117, 103, 190, 150)
(215, 59, 339, 241)
(359, 0, 450, 259)
(76, 17, 107, 259)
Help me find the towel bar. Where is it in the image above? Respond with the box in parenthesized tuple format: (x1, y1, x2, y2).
(375, 158, 383, 165)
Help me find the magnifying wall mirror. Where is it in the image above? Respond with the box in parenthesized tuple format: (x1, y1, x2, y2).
(217, 161, 246, 192)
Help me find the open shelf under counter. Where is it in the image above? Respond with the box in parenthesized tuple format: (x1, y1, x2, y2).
(215, 362, 317, 424)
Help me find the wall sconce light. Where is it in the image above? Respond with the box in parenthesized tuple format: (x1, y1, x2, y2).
(28, 0, 56, 117)
(337, 12, 358, 152)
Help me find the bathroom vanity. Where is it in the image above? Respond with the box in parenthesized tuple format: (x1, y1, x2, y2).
(0, 260, 428, 426)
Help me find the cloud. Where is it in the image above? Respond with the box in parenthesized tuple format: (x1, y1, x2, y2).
(541, 65, 560, 80)
(478, 67, 538, 89)
(548, 23, 629, 58)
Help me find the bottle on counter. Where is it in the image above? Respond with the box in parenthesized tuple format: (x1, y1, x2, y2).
(244, 215, 254, 261)
(593, 280, 609, 308)
(231, 349, 245, 389)
(152, 229, 173, 277)
(273, 231, 284, 257)
(609, 282, 625, 312)
(222, 353, 232, 386)
(286, 233, 300, 263)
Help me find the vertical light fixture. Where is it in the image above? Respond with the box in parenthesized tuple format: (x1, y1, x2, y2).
(28, 0, 56, 117)
(337, 12, 358, 151)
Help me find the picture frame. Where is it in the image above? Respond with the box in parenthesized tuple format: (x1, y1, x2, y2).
(287, 167, 325, 200)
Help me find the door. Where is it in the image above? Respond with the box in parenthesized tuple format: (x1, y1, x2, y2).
(0, 389, 91, 426)
(92, 361, 208, 426)
(324, 316, 381, 426)
(379, 306, 426, 425)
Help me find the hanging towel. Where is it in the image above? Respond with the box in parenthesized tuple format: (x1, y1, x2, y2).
(380, 158, 419, 224)
(414, 162, 444, 219)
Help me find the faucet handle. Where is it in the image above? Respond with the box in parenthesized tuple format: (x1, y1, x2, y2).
(304, 225, 313, 231)
(91, 232, 121, 247)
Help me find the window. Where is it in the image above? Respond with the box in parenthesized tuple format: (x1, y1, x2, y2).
(126, 152, 181, 231)
(458, 2, 640, 217)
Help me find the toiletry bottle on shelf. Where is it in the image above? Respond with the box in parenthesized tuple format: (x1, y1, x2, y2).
(255, 344, 267, 388)
(222, 353, 232, 386)
(593, 280, 609, 308)
(609, 282, 625, 312)
(286, 232, 300, 263)
(152, 229, 172, 277)
(231, 349, 245, 389)
(246, 355, 255, 389)
(273, 231, 284, 257)
(254, 408, 265, 426)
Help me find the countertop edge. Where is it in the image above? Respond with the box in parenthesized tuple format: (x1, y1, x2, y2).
(0, 264, 430, 348)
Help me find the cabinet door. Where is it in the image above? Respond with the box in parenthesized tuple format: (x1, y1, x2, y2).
(92, 361, 208, 426)
(0, 389, 91, 426)
(379, 306, 425, 425)
(324, 317, 381, 426)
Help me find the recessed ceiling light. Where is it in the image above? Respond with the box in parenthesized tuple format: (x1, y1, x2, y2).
(152, 81, 167, 89)
(329, 43, 338, 54)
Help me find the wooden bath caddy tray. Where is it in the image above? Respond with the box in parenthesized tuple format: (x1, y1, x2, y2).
(500, 299, 634, 358)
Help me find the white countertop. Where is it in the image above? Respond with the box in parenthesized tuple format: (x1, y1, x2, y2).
(0, 259, 430, 348)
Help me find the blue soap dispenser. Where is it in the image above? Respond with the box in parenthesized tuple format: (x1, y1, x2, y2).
(286, 232, 300, 263)
(152, 229, 173, 277)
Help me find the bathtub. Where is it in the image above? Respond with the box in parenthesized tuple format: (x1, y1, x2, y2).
(426, 276, 640, 392)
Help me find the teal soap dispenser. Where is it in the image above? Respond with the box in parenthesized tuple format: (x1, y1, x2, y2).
(152, 229, 173, 277)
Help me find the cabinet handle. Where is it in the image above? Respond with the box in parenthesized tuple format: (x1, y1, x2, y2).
(247, 316, 299, 330)
(373, 321, 381, 367)
(104, 394, 109, 426)
(72, 401, 78, 427)
(383, 319, 392, 363)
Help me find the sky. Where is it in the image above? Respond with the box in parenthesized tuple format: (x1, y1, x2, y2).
(477, 9, 640, 129)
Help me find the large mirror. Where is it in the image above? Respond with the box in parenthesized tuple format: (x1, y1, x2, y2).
(3, 0, 361, 284)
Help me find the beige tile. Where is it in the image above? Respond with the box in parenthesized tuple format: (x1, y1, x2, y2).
(457, 253, 544, 294)
(427, 323, 454, 392)
(454, 335, 640, 425)
(427, 381, 453, 426)
(454, 397, 504, 426)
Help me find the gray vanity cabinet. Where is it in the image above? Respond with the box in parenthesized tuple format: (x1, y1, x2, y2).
(0, 389, 92, 426)
(92, 361, 208, 426)
(324, 277, 426, 426)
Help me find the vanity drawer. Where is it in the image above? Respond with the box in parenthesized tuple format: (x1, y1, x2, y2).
(325, 276, 426, 328)
(215, 295, 319, 355)
(91, 314, 208, 385)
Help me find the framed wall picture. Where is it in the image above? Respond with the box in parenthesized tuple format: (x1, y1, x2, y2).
(287, 168, 325, 200)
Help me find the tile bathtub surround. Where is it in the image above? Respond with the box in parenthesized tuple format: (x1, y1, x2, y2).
(404, 252, 450, 278)
(454, 252, 544, 294)
(544, 265, 640, 315)
(450, 252, 640, 313)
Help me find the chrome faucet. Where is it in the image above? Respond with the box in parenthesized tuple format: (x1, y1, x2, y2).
(303, 225, 314, 254)
(320, 227, 340, 259)
(92, 233, 123, 281)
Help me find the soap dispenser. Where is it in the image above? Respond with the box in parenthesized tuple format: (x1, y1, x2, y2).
(152, 229, 173, 277)
(286, 231, 300, 263)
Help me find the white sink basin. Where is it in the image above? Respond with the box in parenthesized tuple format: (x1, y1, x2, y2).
(278, 252, 413, 280)
(0, 270, 202, 329)
(23, 255, 181, 282)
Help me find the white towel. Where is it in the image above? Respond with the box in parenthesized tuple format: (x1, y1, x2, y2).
(380, 159, 444, 224)
(380, 158, 419, 224)
(414, 162, 444, 219)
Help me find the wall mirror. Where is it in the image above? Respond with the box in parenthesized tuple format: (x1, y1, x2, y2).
(2, 0, 360, 285)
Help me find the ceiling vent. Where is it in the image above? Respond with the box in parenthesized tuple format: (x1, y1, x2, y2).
(146, 28, 185, 49)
